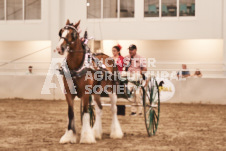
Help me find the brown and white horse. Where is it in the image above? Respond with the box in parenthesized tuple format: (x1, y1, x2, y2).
(55, 20, 123, 144)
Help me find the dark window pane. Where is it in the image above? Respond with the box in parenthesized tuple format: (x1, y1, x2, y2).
(179, 0, 195, 16)
(25, 0, 41, 20)
(0, 0, 4, 20)
(162, 0, 177, 17)
(87, 0, 101, 19)
(103, 0, 117, 18)
(120, 0, 134, 18)
(144, 0, 159, 17)
(7, 0, 23, 20)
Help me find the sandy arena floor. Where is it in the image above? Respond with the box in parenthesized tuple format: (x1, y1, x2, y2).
(0, 99, 226, 151)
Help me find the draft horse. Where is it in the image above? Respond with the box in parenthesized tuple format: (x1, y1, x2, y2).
(56, 20, 123, 144)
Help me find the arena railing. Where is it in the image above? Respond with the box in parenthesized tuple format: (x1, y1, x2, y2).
(0, 61, 225, 78)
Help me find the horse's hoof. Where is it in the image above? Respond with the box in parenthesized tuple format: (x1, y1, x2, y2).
(59, 130, 76, 144)
(93, 129, 102, 140)
(110, 131, 123, 139)
(110, 123, 123, 139)
(80, 131, 96, 144)
(80, 113, 96, 144)
(80, 136, 96, 144)
(110, 118, 123, 139)
(93, 124, 102, 139)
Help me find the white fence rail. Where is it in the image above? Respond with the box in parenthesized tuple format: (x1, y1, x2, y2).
(0, 61, 225, 77)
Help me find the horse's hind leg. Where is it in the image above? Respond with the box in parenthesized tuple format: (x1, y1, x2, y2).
(59, 94, 77, 144)
(80, 94, 96, 144)
(109, 92, 123, 139)
(92, 94, 103, 139)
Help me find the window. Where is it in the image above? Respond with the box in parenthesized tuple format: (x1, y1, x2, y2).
(103, 0, 117, 18)
(120, 0, 134, 18)
(7, 0, 23, 20)
(87, 0, 135, 19)
(0, 0, 41, 20)
(0, 0, 4, 20)
(162, 0, 177, 17)
(144, 0, 159, 17)
(179, 0, 195, 16)
(144, 0, 195, 18)
(87, 0, 101, 19)
(25, 0, 41, 20)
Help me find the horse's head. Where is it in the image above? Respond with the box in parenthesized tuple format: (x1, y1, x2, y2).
(56, 19, 80, 55)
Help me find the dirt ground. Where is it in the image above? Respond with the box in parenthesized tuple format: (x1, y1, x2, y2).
(0, 99, 226, 151)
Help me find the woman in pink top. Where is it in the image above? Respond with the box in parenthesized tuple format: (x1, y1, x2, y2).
(112, 44, 124, 72)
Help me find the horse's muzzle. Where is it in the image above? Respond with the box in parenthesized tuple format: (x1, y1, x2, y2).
(56, 46, 65, 55)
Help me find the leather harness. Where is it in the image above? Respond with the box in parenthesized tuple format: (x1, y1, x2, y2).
(58, 25, 116, 80)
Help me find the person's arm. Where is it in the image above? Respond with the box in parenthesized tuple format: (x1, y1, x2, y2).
(123, 57, 130, 71)
(141, 66, 147, 72)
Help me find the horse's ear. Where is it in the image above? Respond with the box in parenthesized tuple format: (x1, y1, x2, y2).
(66, 19, 70, 25)
(74, 20, 81, 28)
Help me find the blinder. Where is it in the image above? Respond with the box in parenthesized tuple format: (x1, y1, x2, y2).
(59, 29, 63, 37)
(58, 25, 79, 52)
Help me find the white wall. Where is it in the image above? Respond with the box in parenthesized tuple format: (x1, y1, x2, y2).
(168, 78, 226, 104)
(0, 41, 51, 74)
(0, 41, 51, 61)
(0, 0, 225, 59)
(0, 0, 224, 41)
(102, 39, 225, 77)
(83, 0, 223, 40)
(0, 75, 226, 105)
(102, 39, 223, 63)
(0, 0, 50, 41)
(223, 0, 226, 74)
(0, 39, 223, 76)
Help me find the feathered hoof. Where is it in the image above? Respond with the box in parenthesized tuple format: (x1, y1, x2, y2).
(59, 130, 76, 144)
(93, 128, 102, 140)
(110, 130, 123, 139)
(80, 131, 96, 144)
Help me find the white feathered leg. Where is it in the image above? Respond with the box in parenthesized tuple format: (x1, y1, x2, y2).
(109, 93, 123, 139)
(92, 101, 103, 139)
(80, 113, 96, 144)
(59, 129, 76, 144)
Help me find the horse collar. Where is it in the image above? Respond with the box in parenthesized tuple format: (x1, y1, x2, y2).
(61, 52, 95, 78)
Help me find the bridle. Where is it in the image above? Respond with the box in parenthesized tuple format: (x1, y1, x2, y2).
(59, 25, 85, 53)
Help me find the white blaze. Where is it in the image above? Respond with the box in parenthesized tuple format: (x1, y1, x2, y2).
(57, 30, 69, 50)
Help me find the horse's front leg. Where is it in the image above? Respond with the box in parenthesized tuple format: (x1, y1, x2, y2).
(80, 93, 96, 144)
(109, 92, 123, 139)
(60, 78, 77, 144)
(92, 94, 103, 139)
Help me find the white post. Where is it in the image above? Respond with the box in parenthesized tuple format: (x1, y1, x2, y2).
(49, 0, 61, 58)
(223, 0, 226, 76)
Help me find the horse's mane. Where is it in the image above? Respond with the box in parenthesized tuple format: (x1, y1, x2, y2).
(93, 53, 114, 60)
(93, 53, 107, 57)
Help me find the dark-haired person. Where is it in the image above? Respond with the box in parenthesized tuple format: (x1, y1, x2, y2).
(112, 44, 124, 72)
(26, 66, 33, 75)
(177, 64, 190, 79)
(192, 68, 202, 77)
(124, 44, 147, 116)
